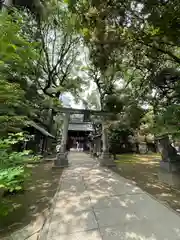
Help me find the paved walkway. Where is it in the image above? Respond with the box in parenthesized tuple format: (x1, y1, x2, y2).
(40, 152, 180, 240)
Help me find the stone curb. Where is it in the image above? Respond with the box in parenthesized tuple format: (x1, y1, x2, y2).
(38, 175, 63, 240)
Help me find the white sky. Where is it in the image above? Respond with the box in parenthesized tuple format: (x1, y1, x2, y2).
(61, 92, 84, 109)
(61, 44, 95, 109)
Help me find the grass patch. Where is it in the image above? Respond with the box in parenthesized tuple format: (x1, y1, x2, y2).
(113, 153, 180, 214)
(115, 153, 161, 164)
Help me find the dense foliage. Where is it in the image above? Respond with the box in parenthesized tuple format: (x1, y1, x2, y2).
(67, 0, 180, 138)
(0, 3, 84, 136)
(0, 133, 40, 216)
(2, 0, 180, 214)
(0, 11, 39, 135)
(0, 133, 40, 190)
(0, 2, 85, 217)
(2, 0, 180, 145)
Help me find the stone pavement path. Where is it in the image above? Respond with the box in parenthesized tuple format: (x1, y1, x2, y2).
(39, 152, 180, 240)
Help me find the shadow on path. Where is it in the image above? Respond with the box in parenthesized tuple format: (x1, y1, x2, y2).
(39, 152, 180, 240)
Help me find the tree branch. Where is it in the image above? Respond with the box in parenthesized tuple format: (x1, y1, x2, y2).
(37, 21, 52, 92)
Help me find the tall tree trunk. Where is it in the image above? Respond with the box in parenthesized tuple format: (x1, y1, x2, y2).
(145, 135, 148, 153)
(102, 121, 109, 153)
(46, 108, 54, 152)
(99, 94, 109, 155)
(152, 98, 159, 152)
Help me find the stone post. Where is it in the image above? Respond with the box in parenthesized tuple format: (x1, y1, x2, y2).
(60, 113, 70, 152)
(159, 135, 180, 172)
(54, 113, 70, 168)
(100, 121, 115, 167)
(96, 136, 102, 157)
(93, 136, 100, 157)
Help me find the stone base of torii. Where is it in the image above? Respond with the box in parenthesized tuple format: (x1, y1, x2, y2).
(55, 151, 69, 168)
(99, 152, 116, 167)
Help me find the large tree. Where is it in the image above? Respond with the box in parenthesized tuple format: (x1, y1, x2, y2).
(67, 0, 180, 140)
(0, 11, 41, 136)
(0, 2, 85, 137)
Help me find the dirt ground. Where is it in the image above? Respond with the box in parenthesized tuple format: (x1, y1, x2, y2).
(1, 153, 180, 238)
(0, 160, 62, 238)
(114, 154, 180, 214)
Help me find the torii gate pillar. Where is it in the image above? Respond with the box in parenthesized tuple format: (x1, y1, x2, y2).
(54, 113, 70, 167)
(99, 121, 116, 167)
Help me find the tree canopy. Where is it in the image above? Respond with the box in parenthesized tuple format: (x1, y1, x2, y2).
(2, 0, 180, 139)
(1, 0, 180, 212)
(67, 0, 180, 136)
(0, 2, 85, 136)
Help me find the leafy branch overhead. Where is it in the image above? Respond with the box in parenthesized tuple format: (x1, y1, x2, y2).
(2, 0, 180, 146)
(30, 4, 83, 99)
(1, 2, 85, 136)
(66, 0, 180, 135)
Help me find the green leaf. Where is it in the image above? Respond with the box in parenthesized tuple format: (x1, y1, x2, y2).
(81, 28, 89, 37)
(15, 186, 22, 190)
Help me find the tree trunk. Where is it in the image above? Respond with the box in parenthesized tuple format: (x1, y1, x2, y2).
(159, 135, 180, 162)
(46, 108, 54, 152)
(145, 135, 148, 153)
(102, 121, 109, 153)
(135, 142, 140, 154)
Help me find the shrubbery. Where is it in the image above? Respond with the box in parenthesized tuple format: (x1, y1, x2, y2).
(0, 133, 40, 216)
(0, 133, 40, 194)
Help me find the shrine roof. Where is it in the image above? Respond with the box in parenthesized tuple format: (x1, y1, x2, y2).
(28, 121, 55, 138)
(68, 122, 93, 131)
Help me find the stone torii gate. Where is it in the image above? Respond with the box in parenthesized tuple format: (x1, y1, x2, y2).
(54, 107, 115, 167)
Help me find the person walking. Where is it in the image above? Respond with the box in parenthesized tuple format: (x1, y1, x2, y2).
(76, 141, 80, 151)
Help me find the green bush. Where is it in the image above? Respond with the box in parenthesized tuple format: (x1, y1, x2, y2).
(0, 167, 28, 193)
(0, 133, 40, 194)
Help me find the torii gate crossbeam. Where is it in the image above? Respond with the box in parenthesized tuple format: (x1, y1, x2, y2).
(58, 107, 112, 116)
